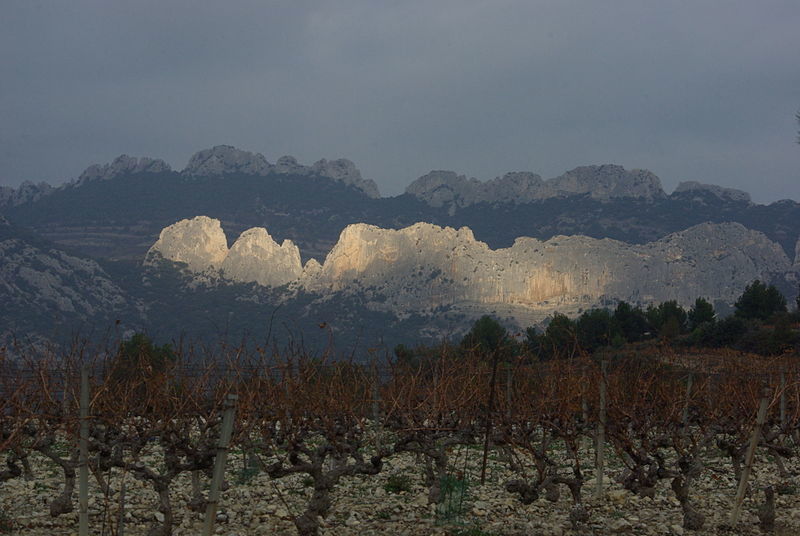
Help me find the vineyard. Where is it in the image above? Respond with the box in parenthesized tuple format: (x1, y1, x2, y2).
(2, 341, 800, 536)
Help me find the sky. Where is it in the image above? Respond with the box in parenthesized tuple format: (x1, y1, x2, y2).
(1, 1, 799, 203)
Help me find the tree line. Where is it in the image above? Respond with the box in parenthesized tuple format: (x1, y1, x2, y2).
(397, 279, 800, 363)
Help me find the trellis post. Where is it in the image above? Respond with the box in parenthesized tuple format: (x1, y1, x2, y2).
(203, 394, 238, 536)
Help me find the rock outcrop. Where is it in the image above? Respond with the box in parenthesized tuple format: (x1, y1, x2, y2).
(147, 217, 794, 325)
(77, 155, 171, 184)
(183, 145, 271, 177)
(0, 224, 141, 346)
(221, 227, 302, 287)
(306, 221, 789, 314)
(795, 237, 800, 271)
(0, 181, 54, 207)
(406, 165, 665, 209)
(146, 217, 303, 287)
(309, 158, 380, 198)
(144, 216, 229, 272)
(673, 181, 751, 203)
(182, 146, 380, 197)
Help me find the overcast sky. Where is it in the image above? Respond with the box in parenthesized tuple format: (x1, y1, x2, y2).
(1, 1, 798, 202)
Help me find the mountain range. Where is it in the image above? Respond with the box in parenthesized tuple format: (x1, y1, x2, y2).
(2, 145, 798, 352)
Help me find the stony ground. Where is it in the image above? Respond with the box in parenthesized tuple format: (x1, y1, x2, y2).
(2, 440, 800, 536)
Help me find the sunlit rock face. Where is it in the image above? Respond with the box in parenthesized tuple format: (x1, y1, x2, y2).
(144, 216, 228, 272)
(78, 155, 171, 184)
(147, 217, 793, 324)
(183, 145, 272, 177)
(406, 165, 665, 209)
(221, 227, 302, 287)
(674, 181, 752, 203)
(308, 221, 790, 312)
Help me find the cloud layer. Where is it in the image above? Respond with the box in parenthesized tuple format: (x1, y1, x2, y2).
(1, 1, 798, 202)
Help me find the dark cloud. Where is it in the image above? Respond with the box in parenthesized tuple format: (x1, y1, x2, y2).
(1, 1, 798, 202)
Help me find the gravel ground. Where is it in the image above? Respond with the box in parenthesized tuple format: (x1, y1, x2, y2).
(2, 441, 800, 535)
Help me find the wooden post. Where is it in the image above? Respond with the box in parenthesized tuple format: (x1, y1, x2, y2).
(729, 387, 771, 526)
(372, 361, 382, 452)
(117, 480, 126, 536)
(480, 351, 501, 485)
(79, 364, 89, 536)
(682, 372, 694, 429)
(203, 394, 238, 536)
(371, 360, 380, 422)
(780, 371, 787, 440)
(595, 359, 607, 498)
(581, 397, 590, 452)
(505, 362, 513, 417)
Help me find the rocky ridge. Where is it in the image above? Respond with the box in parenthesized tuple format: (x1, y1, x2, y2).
(181, 145, 380, 198)
(405, 165, 667, 209)
(77, 155, 172, 184)
(0, 181, 53, 207)
(0, 145, 381, 207)
(674, 181, 751, 203)
(146, 216, 794, 325)
(0, 220, 142, 345)
(404, 165, 763, 210)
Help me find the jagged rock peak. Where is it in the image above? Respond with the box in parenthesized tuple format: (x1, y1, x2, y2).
(183, 145, 271, 177)
(302, 258, 323, 279)
(78, 155, 171, 183)
(221, 227, 302, 287)
(182, 146, 380, 197)
(273, 155, 308, 175)
(315, 221, 482, 286)
(406, 164, 665, 208)
(673, 181, 751, 203)
(311, 158, 380, 198)
(0, 181, 54, 207)
(552, 165, 665, 200)
(405, 171, 482, 208)
(273, 155, 380, 198)
(144, 216, 229, 272)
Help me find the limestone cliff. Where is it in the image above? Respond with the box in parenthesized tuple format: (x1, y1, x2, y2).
(221, 227, 302, 287)
(144, 216, 229, 272)
(147, 217, 795, 325)
(305, 221, 790, 317)
(145, 217, 303, 287)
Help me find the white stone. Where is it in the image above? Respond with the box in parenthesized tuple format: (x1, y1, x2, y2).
(221, 227, 302, 287)
(144, 216, 229, 272)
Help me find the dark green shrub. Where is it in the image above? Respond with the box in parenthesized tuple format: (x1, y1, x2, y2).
(384, 474, 413, 494)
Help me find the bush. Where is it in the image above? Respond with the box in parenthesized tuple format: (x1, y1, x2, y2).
(695, 316, 747, 348)
(384, 474, 413, 494)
